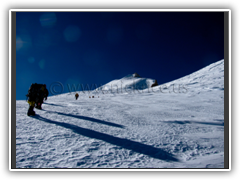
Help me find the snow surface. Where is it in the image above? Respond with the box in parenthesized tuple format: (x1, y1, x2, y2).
(16, 60, 224, 169)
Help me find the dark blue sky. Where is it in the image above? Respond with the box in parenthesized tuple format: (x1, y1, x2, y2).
(16, 11, 224, 100)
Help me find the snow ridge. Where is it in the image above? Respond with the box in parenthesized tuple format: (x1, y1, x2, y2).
(158, 60, 224, 93)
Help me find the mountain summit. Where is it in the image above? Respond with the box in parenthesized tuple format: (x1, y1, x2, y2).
(96, 73, 156, 93)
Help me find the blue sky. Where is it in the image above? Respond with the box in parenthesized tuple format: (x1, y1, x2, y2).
(16, 11, 224, 100)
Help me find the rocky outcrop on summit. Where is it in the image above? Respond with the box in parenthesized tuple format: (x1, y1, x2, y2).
(133, 73, 141, 78)
(151, 80, 159, 88)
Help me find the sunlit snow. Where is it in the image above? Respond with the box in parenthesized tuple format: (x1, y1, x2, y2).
(16, 60, 224, 168)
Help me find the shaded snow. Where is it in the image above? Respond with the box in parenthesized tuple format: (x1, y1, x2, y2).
(16, 60, 224, 169)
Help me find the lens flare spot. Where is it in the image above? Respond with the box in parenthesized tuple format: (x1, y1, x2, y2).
(16, 35, 32, 51)
(40, 12, 57, 28)
(38, 59, 45, 69)
(28, 57, 35, 63)
(63, 25, 81, 42)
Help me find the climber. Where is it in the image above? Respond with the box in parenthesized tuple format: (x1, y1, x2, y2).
(75, 93, 79, 100)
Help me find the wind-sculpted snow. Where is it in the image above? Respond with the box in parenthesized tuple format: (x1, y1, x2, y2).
(16, 60, 224, 168)
(32, 114, 178, 162)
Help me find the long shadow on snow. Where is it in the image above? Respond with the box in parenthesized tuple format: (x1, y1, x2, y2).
(42, 110, 125, 129)
(32, 115, 179, 162)
(164, 120, 224, 126)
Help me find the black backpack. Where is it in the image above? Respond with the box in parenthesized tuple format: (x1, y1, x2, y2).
(26, 83, 44, 101)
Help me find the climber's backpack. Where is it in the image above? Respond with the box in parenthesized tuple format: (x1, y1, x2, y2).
(26, 83, 44, 101)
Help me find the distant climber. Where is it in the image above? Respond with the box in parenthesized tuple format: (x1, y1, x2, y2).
(26, 83, 49, 116)
(75, 93, 79, 100)
(151, 80, 158, 88)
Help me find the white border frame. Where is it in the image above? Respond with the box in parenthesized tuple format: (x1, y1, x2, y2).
(9, 9, 231, 172)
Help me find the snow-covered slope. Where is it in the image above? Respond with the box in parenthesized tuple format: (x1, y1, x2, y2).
(153, 60, 224, 95)
(16, 60, 225, 169)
